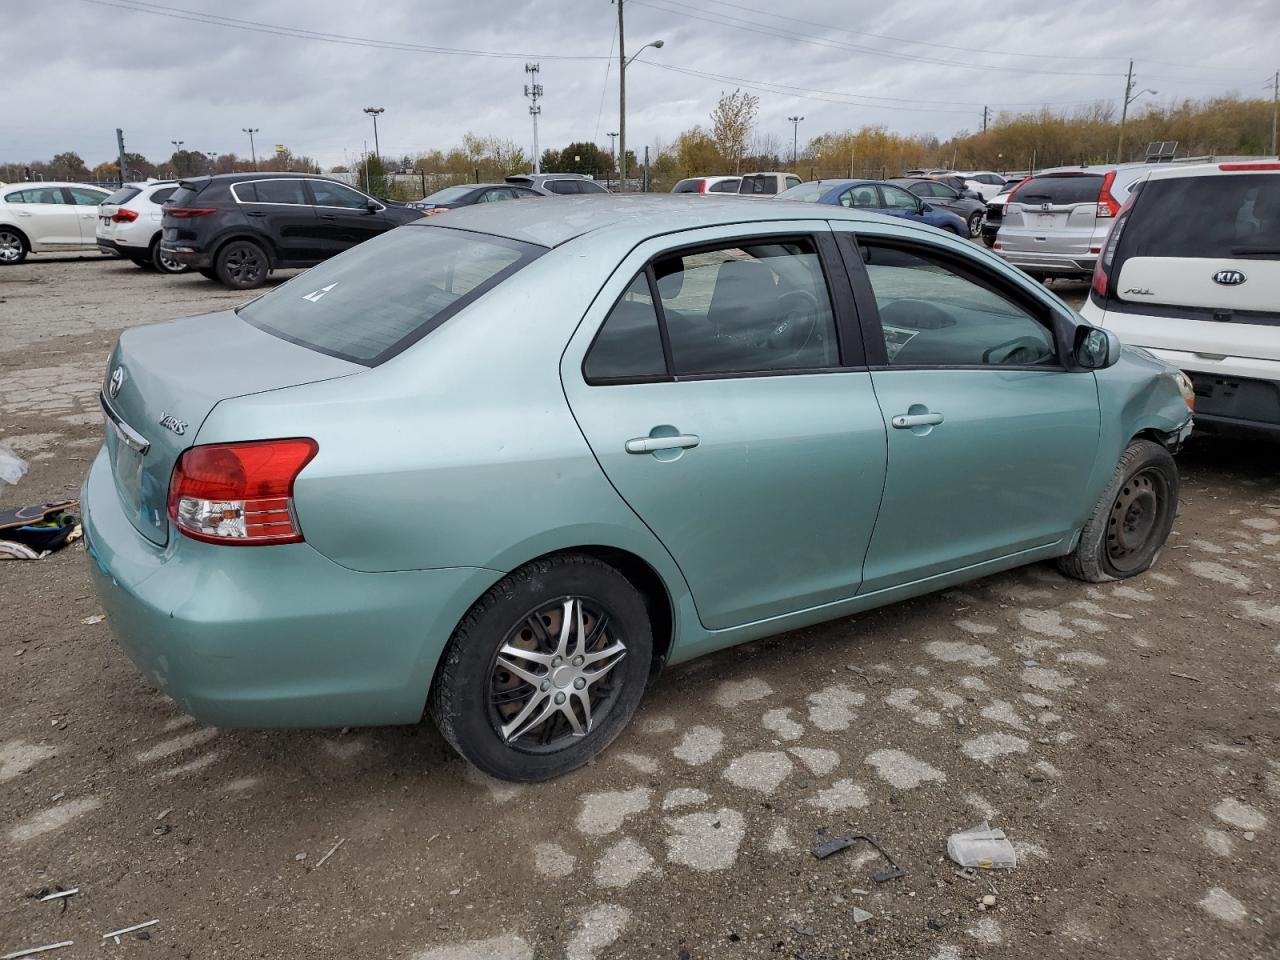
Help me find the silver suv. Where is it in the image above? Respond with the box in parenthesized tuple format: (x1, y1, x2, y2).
(505, 173, 610, 196)
(994, 164, 1149, 279)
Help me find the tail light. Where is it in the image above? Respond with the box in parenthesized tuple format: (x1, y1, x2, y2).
(166, 207, 217, 219)
(168, 439, 318, 545)
(1096, 170, 1120, 218)
(1092, 193, 1136, 298)
(700, 180, 709, 193)
(110, 209, 139, 223)
(1219, 162, 1280, 171)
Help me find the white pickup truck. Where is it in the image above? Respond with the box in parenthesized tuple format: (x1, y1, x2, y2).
(736, 172, 803, 198)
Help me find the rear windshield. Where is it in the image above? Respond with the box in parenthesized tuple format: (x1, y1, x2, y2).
(739, 175, 778, 195)
(104, 187, 141, 205)
(167, 184, 206, 206)
(1014, 174, 1103, 206)
(238, 225, 544, 365)
(423, 185, 475, 204)
(777, 181, 826, 202)
(1121, 173, 1280, 260)
(672, 179, 705, 193)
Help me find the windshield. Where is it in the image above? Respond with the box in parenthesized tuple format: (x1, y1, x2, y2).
(423, 185, 475, 204)
(777, 181, 826, 202)
(239, 225, 544, 365)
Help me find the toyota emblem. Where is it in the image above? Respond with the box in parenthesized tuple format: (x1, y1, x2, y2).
(108, 366, 125, 399)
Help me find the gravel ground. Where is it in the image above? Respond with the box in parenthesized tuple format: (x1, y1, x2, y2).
(1, 254, 1277, 960)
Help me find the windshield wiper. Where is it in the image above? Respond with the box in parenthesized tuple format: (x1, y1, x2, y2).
(1230, 246, 1280, 255)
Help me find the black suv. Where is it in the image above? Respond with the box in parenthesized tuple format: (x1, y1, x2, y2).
(161, 172, 422, 288)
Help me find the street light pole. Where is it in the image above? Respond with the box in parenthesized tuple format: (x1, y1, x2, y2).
(363, 107, 385, 160)
(788, 116, 804, 166)
(616, 0, 664, 192)
(242, 128, 259, 169)
(1116, 61, 1156, 162)
(170, 140, 184, 177)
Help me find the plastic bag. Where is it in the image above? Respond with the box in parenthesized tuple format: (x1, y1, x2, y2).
(947, 821, 1017, 869)
(0, 443, 29, 489)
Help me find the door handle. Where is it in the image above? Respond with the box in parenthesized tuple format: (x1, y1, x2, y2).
(891, 412, 945, 429)
(246, 211, 266, 217)
(625, 434, 700, 454)
(319, 214, 337, 220)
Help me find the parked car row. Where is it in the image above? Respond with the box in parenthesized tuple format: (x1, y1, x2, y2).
(774, 179, 974, 236)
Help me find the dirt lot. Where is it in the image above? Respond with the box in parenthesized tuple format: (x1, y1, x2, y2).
(1, 255, 1277, 960)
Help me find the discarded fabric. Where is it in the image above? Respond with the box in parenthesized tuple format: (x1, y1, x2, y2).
(946, 821, 1017, 869)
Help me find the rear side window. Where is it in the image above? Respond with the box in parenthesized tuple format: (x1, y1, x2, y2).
(105, 187, 142, 205)
(545, 180, 577, 195)
(235, 180, 308, 204)
(1014, 174, 1103, 206)
(1120, 174, 1280, 259)
(740, 175, 777, 195)
(239, 226, 543, 365)
(583, 274, 667, 381)
(709, 178, 740, 193)
(149, 187, 177, 204)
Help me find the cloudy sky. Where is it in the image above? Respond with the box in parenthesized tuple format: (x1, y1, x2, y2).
(8, 0, 1278, 168)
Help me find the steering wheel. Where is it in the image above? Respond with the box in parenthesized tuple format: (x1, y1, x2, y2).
(766, 288, 821, 355)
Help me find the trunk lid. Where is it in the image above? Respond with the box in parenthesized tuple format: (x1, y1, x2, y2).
(999, 173, 1104, 252)
(101, 310, 363, 545)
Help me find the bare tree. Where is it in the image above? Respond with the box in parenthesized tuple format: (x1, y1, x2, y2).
(711, 89, 760, 174)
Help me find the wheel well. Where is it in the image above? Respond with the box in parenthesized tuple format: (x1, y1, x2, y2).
(212, 233, 275, 268)
(543, 546, 675, 677)
(1132, 427, 1181, 452)
(0, 224, 30, 248)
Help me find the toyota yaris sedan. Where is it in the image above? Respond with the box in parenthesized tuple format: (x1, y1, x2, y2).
(84, 196, 1195, 782)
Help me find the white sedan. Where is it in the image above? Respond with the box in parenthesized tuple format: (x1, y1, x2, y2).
(0, 181, 111, 264)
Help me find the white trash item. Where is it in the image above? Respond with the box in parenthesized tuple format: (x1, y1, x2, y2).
(0, 443, 29, 489)
(947, 821, 1017, 869)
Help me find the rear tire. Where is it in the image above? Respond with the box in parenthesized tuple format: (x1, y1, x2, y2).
(967, 211, 983, 238)
(151, 238, 190, 274)
(430, 554, 652, 782)
(1058, 439, 1179, 582)
(129, 256, 153, 270)
(0, 227, 28, 265)
(215, 239, 269, 289)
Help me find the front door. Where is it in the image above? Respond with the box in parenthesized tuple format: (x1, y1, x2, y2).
(839, 231, 1101, 592)
(876, 184, 925, 224)
(4, 186, 81, 247)
(307, 179, 389, 256)
(562, 227, 887, 631)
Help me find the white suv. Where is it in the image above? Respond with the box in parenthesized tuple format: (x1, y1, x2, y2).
(97, 181, 188, 273)
(1082, 161, 1280, 438)
(0, 181, 111, 264)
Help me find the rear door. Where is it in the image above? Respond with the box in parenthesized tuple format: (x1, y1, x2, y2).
(561, 224, 887, 630)
(3, 186, 82, 247)
(232, 178, 318, 262)
(999, 173, 1103, 259)
(836, 227, 1100, 591)
(1107, 170, 1280, 360)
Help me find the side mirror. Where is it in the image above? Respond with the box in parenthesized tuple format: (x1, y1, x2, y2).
(366, 199, 379, 213)
(920, 202, 933, 213)
(1074, 325, 1121, 369)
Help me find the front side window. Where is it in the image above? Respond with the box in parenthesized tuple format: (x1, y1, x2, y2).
(654, 238, 838, 375)
(576, 180, 608, 194)
(583, 274, 667, 381)
(239, 226, 542, 365)
(67, 187, 108, 205)
(310, 180, 370, 208)
(880, 186, 919, 211)
(740, 175, 777, 195)
(860, 242, 1057, 367)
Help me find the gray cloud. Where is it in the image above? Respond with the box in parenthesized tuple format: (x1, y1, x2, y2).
(7, 0, 1276, 167)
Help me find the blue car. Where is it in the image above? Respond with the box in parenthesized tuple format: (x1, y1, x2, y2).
(778, 178, 970, 235)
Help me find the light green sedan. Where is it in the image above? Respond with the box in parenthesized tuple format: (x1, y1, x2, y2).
(83, 196, 1195, 781)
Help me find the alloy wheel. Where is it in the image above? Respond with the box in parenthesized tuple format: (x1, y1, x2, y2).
(224, 246, 264, 285)
(0, 230, 23, 263)
(968, 213, 983, 238)
(488, 596, 627, 752)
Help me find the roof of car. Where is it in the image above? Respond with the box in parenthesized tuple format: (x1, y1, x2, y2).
(1, 181, 110, 190)
(411, 193, 893, 247)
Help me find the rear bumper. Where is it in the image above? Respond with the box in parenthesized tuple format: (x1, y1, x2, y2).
(159, 241, 212, 268)
(96, 236, 147, 257)
(81, 448, 500, 728)
(994, 246, 1096, 277)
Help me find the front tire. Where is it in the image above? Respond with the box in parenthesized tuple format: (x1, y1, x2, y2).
(1058, 439, 1179, 582)
(967, 211, 983, 239)
(215, 240, 269, 289)
(0, 227, 28, 265)
(430, 555, 652, 782)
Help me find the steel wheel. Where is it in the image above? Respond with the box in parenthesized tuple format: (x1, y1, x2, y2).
(0, 229, 26, 264)
(488, 596, 627, 753)
(1105, 467, 1167, 574)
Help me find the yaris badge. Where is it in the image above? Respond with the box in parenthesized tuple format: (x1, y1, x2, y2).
(1212, 270, 1247, 286)
(108, 366, 125, 399)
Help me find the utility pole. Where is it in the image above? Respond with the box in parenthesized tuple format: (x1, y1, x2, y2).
(788, 116, 804, 165)
(242, 128, 259, 169)
(1271, 69, 1279, 157)
(618, 0, 627, 190)
(1117, 60, 1135, 161)
(982, 105, 990, 133)
(643, 144, 649, 192)
(115, 126, 128, 181)
(363, 107, 384, 161)
(525, 63, 543, 173)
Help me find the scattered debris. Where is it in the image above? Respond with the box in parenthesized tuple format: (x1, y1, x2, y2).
(80, 615, 105, 626)
(813, 833, 907, 882)
(954, 867, 977, 882)
(314, 837, 346, 868)
(0, 501, 81, 560)
(294, 852, 307, 862)
(790, 925, 815, 937)
(1, 941, 74, 960)
(101, 919, 158, 944)
(852, 908, 873, 924)
(154, 807, 173, 821)
(981, 894, 997, 908)
(947, 822, 1017, 869)
(1170, 671, 1203, 683)
(0, 444, 29, 489)
(37, 888, 78, 902)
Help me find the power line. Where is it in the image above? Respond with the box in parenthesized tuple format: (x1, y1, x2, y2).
(675, 0, 1266, 73)
(77, 0, 610, 61)
(593, 21, 619, 142)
